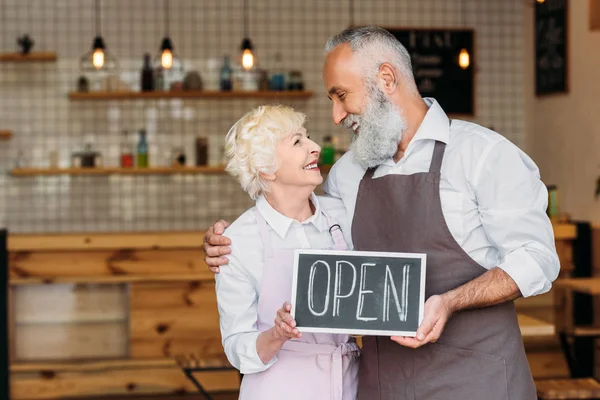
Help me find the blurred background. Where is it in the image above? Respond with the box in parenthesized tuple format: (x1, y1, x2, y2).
(1, 0, 600, 399)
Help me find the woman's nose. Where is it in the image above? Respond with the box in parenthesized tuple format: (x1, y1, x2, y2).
(310, 141, 321, 155)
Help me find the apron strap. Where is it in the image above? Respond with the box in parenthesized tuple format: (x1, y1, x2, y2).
(253, 208, 274, 260)
(363, 167, 377, 180)
(321, 210, 348, 251)
(429, 119, 452, 174)
(428, 141, 446, 174)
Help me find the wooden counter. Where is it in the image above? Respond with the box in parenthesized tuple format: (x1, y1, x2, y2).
(7, 231, 239, 399)
(6, 224, 577, 398)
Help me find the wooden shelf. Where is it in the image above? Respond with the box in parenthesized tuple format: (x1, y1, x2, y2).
(69, 90, 313, 101)
(10, 355, 231, 373)
(10, 358, 176, 373)
(552, 223, 577, 240)
(10, 273, 211, 286)
(571, 326, 600, 337)
(11, 164, 332, 177)
(0, 130, 12, 139)
(0, 51, 57, 62)
(8, 231, 205, 251)
(518, 313, 555, 337)
(10, 166, 227, 176)
(555, 277, 600, 295)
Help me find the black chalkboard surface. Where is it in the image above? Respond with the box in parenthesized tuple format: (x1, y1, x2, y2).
(385, 28, 475, 116)
(291, 249, 426, 336)
(535, 0, 568, 95)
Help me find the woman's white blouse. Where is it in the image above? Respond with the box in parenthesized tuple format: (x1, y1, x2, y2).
(215, 193, 351, 374)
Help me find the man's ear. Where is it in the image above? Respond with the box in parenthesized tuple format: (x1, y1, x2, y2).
(378, 62, 398, 94)
(260, 171, 276, 181)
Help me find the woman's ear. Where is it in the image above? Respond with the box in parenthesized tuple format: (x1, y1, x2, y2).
(259, 171, 276, 181)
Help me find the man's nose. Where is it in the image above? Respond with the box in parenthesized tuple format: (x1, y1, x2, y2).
(332, 102, 348, 125)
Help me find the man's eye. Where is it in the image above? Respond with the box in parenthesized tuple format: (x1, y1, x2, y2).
(294, 139, 300, 145)
(339, 93, 346, 100)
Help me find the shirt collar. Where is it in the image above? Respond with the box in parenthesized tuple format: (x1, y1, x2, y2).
(255, 192, 324, 239)
(412, 97, 451, 145)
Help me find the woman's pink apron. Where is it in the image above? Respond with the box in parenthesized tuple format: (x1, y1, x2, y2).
(238, 208, 360, 400)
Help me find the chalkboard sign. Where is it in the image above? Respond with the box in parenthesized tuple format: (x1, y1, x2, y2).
(535, 0, 568, 95)
(385, 28, 475, 116)
(291, 249, 426, 336)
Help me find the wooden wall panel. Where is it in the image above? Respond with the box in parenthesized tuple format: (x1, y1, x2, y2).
(129, 282, 224, 359)
(11, 367, 239, 399)
(9, 249, 211, 281)
(13, 284, 127, 323)
(15, 322, 127, 361)
(591, 0, 600, 30)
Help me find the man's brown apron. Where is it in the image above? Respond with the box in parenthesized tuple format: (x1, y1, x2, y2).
(351, 138, 536, 400)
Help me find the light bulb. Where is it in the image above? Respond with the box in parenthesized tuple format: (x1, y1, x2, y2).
(161, 49, 173, 69)
(242, 49, 254, 71)
(458, 48, 470, 69)
(536, 0, 545, 3)
(92, 48, 104, 69)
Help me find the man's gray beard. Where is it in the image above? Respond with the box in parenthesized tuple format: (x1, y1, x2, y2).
(345, 87, 407, 169)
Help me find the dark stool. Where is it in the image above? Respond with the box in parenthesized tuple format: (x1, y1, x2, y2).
(176, 354, 240, 400)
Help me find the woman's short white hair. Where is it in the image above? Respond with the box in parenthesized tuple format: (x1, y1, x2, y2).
(225, 105, 306, 200)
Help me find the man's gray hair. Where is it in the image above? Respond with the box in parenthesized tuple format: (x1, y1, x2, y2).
(325, 25, 419, 95)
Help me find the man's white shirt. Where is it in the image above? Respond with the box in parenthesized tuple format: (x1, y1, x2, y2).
(323, 98, 560, 298)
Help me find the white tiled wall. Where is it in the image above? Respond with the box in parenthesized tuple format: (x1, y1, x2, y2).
(0, 0, 527, 233)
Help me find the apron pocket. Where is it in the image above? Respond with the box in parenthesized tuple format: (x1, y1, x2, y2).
(414, 343, 508, 400)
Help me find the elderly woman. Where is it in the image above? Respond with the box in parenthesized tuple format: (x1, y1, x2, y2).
(216, 105, 360, 400)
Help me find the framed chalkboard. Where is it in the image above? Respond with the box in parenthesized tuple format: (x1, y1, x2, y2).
(291, 249, 426, 336)
(535, 0, 568, 95)
(384, 27, 475, 116)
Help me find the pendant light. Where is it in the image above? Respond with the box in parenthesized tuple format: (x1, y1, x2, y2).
(458, 0, 471, 70)
(240, 0, 254, 70)
(154, 0, 180, 70)
(80, 0, 117, 72)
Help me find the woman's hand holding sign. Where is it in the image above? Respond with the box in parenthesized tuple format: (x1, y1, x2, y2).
(273, 302, 303, 340)
(256, 302, 302, 365)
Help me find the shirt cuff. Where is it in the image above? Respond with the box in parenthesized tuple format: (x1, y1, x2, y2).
(497, 247, 552, 298)
(237, 331, 278, 374)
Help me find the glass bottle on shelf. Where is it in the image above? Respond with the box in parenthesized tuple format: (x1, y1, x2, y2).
(219, 55, 233, 91)
(319, 135, 335, 166)
(136, 129, 149, 168)
(120, 130, 134, 168)
(154, 66, 165, 91)
(269, 52, 285, 91)
(141, 53, 155, 92)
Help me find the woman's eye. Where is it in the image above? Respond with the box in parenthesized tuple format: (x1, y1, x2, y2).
(294, 139, 300, 145)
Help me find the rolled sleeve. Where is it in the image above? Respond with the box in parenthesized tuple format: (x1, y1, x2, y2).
(215, 245, 277, 374)
(475, 139, 560, 297)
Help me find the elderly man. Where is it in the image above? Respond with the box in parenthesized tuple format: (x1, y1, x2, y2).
(204, 26, 559, 399)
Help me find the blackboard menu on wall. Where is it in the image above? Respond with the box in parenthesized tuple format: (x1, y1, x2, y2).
(535, 0, 568, 95)
(385, 28, 475, 116)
